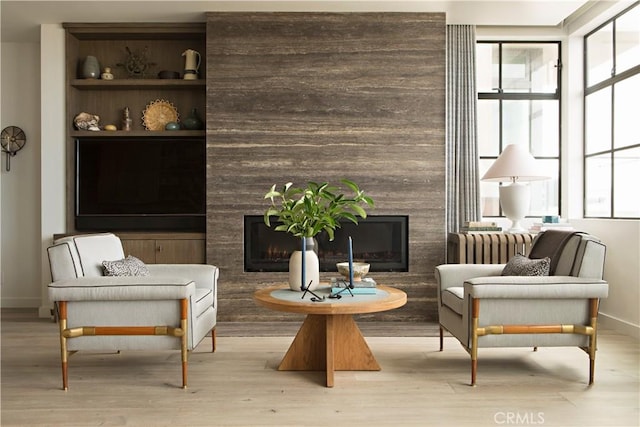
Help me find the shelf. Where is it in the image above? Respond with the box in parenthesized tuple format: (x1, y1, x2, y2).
(71, 130, 205, 138)
(71, 79, 205, 90)
(65, 22, 207, 233)
(63, 23, 205, 40)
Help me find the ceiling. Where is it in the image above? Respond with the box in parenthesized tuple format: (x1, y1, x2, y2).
(1, 0, 592, 43)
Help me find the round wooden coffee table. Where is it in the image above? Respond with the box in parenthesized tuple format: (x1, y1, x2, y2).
(253, 284, 407, 387)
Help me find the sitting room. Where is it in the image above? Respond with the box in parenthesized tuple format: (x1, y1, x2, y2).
(1, 1, 639, 426)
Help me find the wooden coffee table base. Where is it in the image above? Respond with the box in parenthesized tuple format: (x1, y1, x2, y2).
(254, 284, 406, 387)
(278, 313, 381, 387)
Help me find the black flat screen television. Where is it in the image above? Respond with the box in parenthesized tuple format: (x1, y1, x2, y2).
(75, 137, 206, 231)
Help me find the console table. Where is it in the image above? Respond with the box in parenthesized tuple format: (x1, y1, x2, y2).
(253, 284, 407, 387)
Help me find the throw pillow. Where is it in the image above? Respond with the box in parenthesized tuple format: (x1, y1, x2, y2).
(102, 255, 150, 277)
(501, 254, 550, 276)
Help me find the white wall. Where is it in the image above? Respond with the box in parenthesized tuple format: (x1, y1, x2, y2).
(38, 24, 67, 317)
(572, 220, 640, 338)
(0, 41, 42, 308)
(0, 25, 65, 315)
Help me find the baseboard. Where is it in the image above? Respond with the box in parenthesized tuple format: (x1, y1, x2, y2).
(39, 304, 54, 319)
(599, 312, 640, 339)
(0, 297, 42, 308)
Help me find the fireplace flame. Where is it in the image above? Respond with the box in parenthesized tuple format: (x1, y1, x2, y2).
(266, 244, 289, 260)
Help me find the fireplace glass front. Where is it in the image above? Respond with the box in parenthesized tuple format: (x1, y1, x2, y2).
(244, 215, 408, 272)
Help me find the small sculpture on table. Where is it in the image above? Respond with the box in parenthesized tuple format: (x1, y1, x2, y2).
(300, 237, 325, 302)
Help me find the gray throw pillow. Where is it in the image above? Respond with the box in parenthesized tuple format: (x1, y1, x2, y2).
(501, 254, 550, 276)
(102, 255, 150, 277)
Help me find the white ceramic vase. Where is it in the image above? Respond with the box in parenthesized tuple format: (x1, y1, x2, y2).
(288, 237, 320, 291)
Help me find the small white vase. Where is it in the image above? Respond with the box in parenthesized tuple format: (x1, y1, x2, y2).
(288, 237, 320, 291)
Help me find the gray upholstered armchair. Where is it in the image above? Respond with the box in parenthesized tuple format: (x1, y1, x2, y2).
(435, 231, 608, 386)
(47, 233, 218, 390)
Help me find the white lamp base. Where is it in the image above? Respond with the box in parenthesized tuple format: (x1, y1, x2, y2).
(499, 183, 530, 233)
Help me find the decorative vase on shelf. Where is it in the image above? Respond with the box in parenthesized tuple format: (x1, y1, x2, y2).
(182, 108, 204, 130)
(101, 67, 114, 80)
(182, 49, 201, 80)
(121, 107, 132, 131)
(82, 56, 100, 79)
(288, 237, 320, 292)
(165, 121, 180, 131)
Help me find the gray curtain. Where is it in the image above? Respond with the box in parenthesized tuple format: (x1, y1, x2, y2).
(446, 25, 481, 233)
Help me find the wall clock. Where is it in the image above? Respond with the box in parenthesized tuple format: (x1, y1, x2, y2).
(1, 126, 26, 171)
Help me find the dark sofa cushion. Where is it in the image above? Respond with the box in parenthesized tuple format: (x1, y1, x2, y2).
(501, 254, 550, 276)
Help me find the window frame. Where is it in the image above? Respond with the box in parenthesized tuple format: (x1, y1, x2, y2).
(583, 1, 640, 220)
(477, 40, 562, 218)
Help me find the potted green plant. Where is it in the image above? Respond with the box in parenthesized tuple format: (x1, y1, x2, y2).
(264, 179, 374, 291)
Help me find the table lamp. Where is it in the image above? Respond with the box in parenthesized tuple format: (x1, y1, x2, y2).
(481, 144, 549, 233)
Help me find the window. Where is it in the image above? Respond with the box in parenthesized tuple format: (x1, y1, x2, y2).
(584, 2, 640, 219)
(477, 42, 561, 218)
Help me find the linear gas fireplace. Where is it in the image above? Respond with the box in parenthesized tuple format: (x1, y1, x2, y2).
(244, 215, 408, 272)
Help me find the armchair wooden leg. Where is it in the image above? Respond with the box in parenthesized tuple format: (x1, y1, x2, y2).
(588, 298, 599, 385)
(180, 299, 188, 389)
(439, 326, 444, 351)
(470, 298, 479, 386)
(59, 302, 69, 391)
(58, 301, 69, 391)
(471, 359, 477, 386)
(211, 327, 217, 353)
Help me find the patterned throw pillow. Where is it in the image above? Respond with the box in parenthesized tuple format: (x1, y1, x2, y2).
(102, 255, 150, 277)
(501, 254, 550, 276)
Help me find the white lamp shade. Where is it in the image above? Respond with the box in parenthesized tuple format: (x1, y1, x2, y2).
(481, 144, 549, 182)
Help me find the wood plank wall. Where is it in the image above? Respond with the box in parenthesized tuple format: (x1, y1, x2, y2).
(206, 13, 446, 322)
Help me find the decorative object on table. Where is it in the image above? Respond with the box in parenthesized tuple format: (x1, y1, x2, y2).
(331, 276, 377, 296)
(331, 247, 376, 298)
(142, 99, 179, 131)
(264, 179, 374, 291)
(165, 121, 180, 131)
(542, 215, 559, 224)
(73, 112, 100, 131)
(121, 107, 133, 131)
(481, 144, 549, 233)
(330, 236, 357, 298)
(104, 124, 117, 131)
(348, 236, 354, 286)
(81, 55, 100, 79)
(181, 108, 204, 130)
(117, 46, 155, 78)
(182, 49, 201, 80)
(529, 220, 575, 233)
(100, 67, 114, 80)
(336, 261, 370, 282)
(1, 126, 26, 171)
(288, 236, 320, 294)
(158, 70, 180, 79)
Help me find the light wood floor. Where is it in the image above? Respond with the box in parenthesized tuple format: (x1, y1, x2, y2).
(2, 309, 638, 427)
